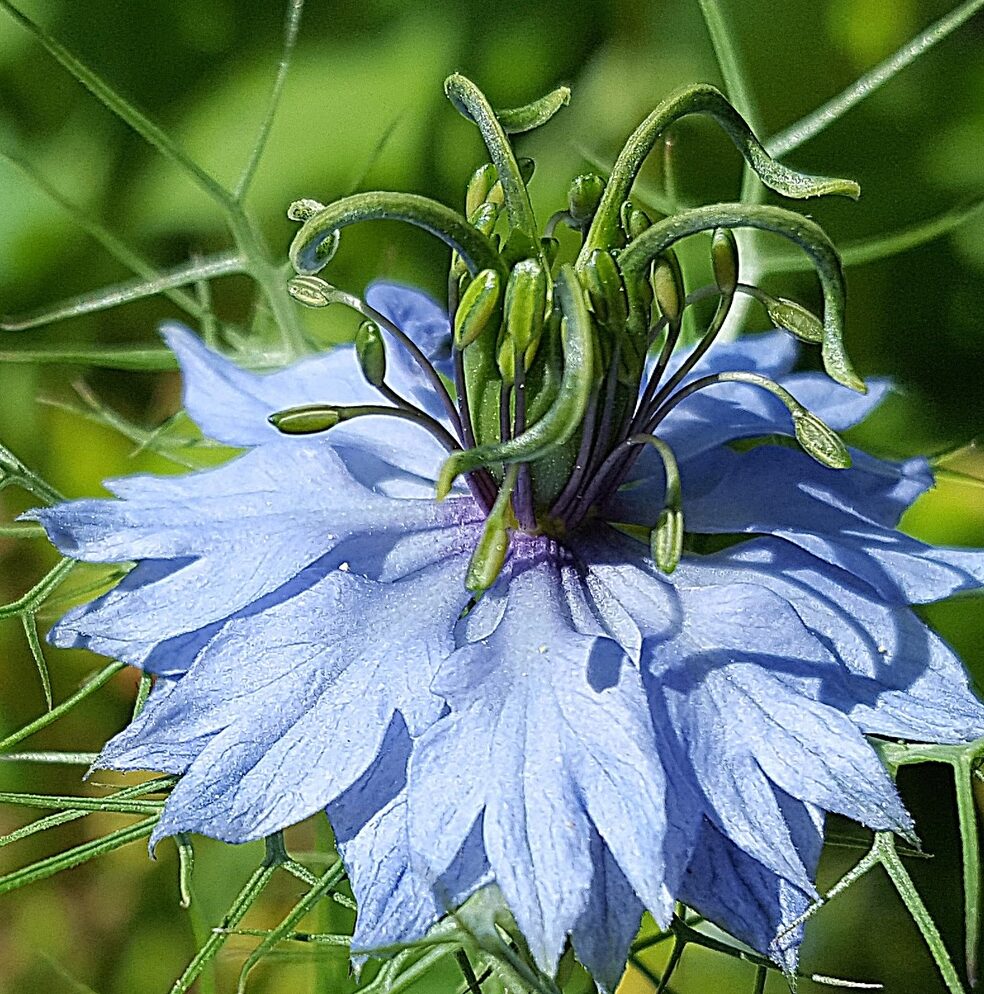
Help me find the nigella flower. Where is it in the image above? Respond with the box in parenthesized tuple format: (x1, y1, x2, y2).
(28, 76, 984, 989)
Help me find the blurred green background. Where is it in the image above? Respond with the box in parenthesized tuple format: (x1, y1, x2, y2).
(1, 1, 983, 992)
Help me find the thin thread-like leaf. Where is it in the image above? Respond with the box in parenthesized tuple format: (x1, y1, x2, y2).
(0, 347, 178, 370)
(0, 145, 202, 319)
(0, 815, 158, 895)
(20, 612, 52, 710)
(0, 442, 63, 504)
(766, 197, 984, 273)
(1, 251, 245, 332)
(0, 791, 163, 816)
(0, 0, 233, 211)
(697, 0, 761, 134)
(0, 659, 124, 752)
(237, 860, 345, 993)
(955, 754, 981, 986)
(347, 114, 405, 194)
(767, 0, 984, 157)
(0, 523, 46, 539)
(0, 559, 76, 622)
(235, 0, 304, 201)
(0, 751, 100, 765)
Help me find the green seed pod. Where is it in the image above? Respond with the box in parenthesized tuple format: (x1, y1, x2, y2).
(568, 173, 606, 226)
(765, 295, 824, 344)
(269, 405, 341, 434)
(469, 201, 501, 236)
(355, 320, 386, 387)
(651, 506, 684, 574)
(651, 250, 685, 324)
(505, 258, 548, 356)
(582, 249, 628, 327)
(466, 163, 498, 217)
(792, 410, 852, 469)
(454, 268, 503, 349)
(711, 228, 739, 295)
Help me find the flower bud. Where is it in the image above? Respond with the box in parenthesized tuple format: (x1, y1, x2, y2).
(454, 268, 503, 349)
(567, 173, 606, 226)
(711, 228, 739, 296)
(355, 320, 386, 387)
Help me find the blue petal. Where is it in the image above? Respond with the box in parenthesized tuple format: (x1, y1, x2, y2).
(97, 540, 478, 846)
(407, 539, 699, 975)
(570, 830, 644, 994)
(681, 537, 984, 743)
(30, 443, 480, 662)
(679, 801, 821, 973)
(162, 322, 455, 484)
(681, 445, 984, 603)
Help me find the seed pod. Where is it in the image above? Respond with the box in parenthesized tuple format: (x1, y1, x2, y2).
(711, 228, 739, 295)
(568, 173, 606, 226)
(651, 250, 685, 324)
(582, 249, 628, 327)
(454, 268, 503, 349)
(505, 259, 548, 355)
(355, 320, 386, 387)
(765, 295, 824, 344)
(497, 336, 516, 385)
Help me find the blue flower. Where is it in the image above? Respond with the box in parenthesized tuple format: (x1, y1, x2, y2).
(30, 280, 984, 988)
(27, 67, 984, 986)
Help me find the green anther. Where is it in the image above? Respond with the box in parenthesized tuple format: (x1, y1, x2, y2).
(465, 466, 519, 594)
(454, 269, 503, 349)
(568, 173, 606, 226)
(494, 85, 571, 134)
(355, 320, 386, 387)
(469, 201, 501, 236)
(764, 295, 824, 344)
(466, 163, 498, 217)
(651, 251, 685, 323)
(269, 405, 341, 434)
(436, 264, 594, 498)
(621, 200, 653, 241)
(287, 274, 335, 308)
(652, 507, 684, 575)
(711, 228, 739, 296)
(718, 371, 852, 469)
(445, 74, 540, 242)
(582, 249, 628, 327)
(579, 83, 860, 265)
(618, 203, 865, 393)
(505, 259, 547, 355)
(289, 191, 505, 279)
(628, 433, 684, 573)
(791, 410, 853, 469)
(497, 336, 516, 386)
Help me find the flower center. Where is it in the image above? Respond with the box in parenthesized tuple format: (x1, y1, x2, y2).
(273, 74, 863, 593)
